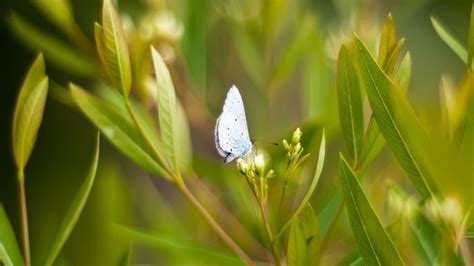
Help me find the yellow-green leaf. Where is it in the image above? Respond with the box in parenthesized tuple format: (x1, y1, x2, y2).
(70, 83, 170, 180)
(337, 45, 364, 164)
(300, 205, 319, 266)
(396, 52, 412, 93)
(287, 220, 306, 266)
(355, 36, 437, 200)
(0, 206, 24, 266)
(44, 132, 101, 266)
(378, 13, 397, 67)
(431, 17, 468, 66)
(12, 54, 49, 171)
(339, 155, 404, 265)
(151, 47, 179, 173)
(99, 0, 132, 96)
(176, 102, 193, 172)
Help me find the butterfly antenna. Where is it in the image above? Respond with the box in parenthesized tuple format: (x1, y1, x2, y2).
(252, 139, 279, 146)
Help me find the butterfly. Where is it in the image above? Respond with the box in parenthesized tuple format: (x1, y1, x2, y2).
(215, 85, 253, 163)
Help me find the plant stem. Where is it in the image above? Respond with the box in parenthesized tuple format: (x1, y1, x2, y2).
(178, 183, 255, 265)
(18, 169, 31, 266)
(259, 200, 281, 266)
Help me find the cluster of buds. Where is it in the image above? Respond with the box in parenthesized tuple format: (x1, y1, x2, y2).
(283, 128, 303, 162)
(237, 154, 274, 202)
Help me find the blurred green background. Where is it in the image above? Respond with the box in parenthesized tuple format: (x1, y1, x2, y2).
(0, 0, 472, 264)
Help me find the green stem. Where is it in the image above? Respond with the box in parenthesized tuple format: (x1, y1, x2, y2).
(18, 169, 31, 266)
(178, 183, 255, 265)
(259, 200, 281, 266)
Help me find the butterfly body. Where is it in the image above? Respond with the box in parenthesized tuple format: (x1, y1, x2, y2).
(215, 85, 253, 163)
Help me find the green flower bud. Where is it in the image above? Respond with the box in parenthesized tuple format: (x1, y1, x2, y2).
(254, 154, 265, 176)
(283, 139, 290, 150)
(237, 158, 249, 175)
(292, 128, 302, 145)
(293, 143, 302, 155)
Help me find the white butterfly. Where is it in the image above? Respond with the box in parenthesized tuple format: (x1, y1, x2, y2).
(215, 85, 253, 163)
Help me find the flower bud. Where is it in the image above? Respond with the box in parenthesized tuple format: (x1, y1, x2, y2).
(293, 143, 302, 155)
(237, 158, 249, 175)
(282, 139, 290, 150)
(254, 154, 265, 176)
(292, 128, 302, 145)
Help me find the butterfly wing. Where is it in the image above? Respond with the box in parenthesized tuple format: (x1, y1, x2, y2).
(215, 85, 252, 163)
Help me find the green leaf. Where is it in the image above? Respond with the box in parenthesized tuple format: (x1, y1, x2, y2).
(113, 224, 244, 266)
(176, 102, 193, 172)
(33, 0, 74, 28)
(0, 206, 24, 266)
(44, 132, 101, 266)
(431, 17, 468, 66)
(339, 155, 404, 265)
(70, 83, 170, 180)
(151, 47, 180, 173)
(378, 13, 397, 67)
(337, 45, 364, 164)
(300, 205, 320, 266)
(383, 38, 405, 77)
(287, 220, 307, 266)
(12, 54, 48, 172)
(277, 132, 325, 239)
(355, 36, 436, 200)
(468, 4, 474, 69)
(358, 117, 384, 172)
(98, 0, 132, 96)
(395, 52, 412, 93)
(7, 13, 99, 78)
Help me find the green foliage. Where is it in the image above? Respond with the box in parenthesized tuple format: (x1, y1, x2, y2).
(96, 0, 132, 96)
(3, 0, 473, 265)
(339, 155, 404, 265)
(7, 13, 100, 78)
(70, 84, 170, 180)
(0, 206, 24, 266)
(151, 47, 181, 174)
(337, 46, 364, 165)
(431, 17, 470, 69)
(12, 54, 48, 173)
(44, 133, 100, 266)
(355, 36, 436, 200)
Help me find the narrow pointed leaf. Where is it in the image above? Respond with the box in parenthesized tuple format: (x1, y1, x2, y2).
(100, 0, 132, 96)
(287, 220, 307, 266)
(151, 47, 179, 172)
(383, 38, 405, 76)
(337, 46, 364, 164)
(355, 36, 436, 199)
(396, 52, 412, 93)
(12, 54, 49, 171)
(358, 117, 384, 171)
(378, 13, 397, 66)
(70, 84, 170, 180)
(45, 132, 101, 266)
(176, 102, 192, 172)
(7, 13, 99, 78)
(431, 17, 468, 65)
(339, 155, 404, 265)
(300, 205, 319, 266)
(0, 206, 24, 266)
(278, 132, 325, 239)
